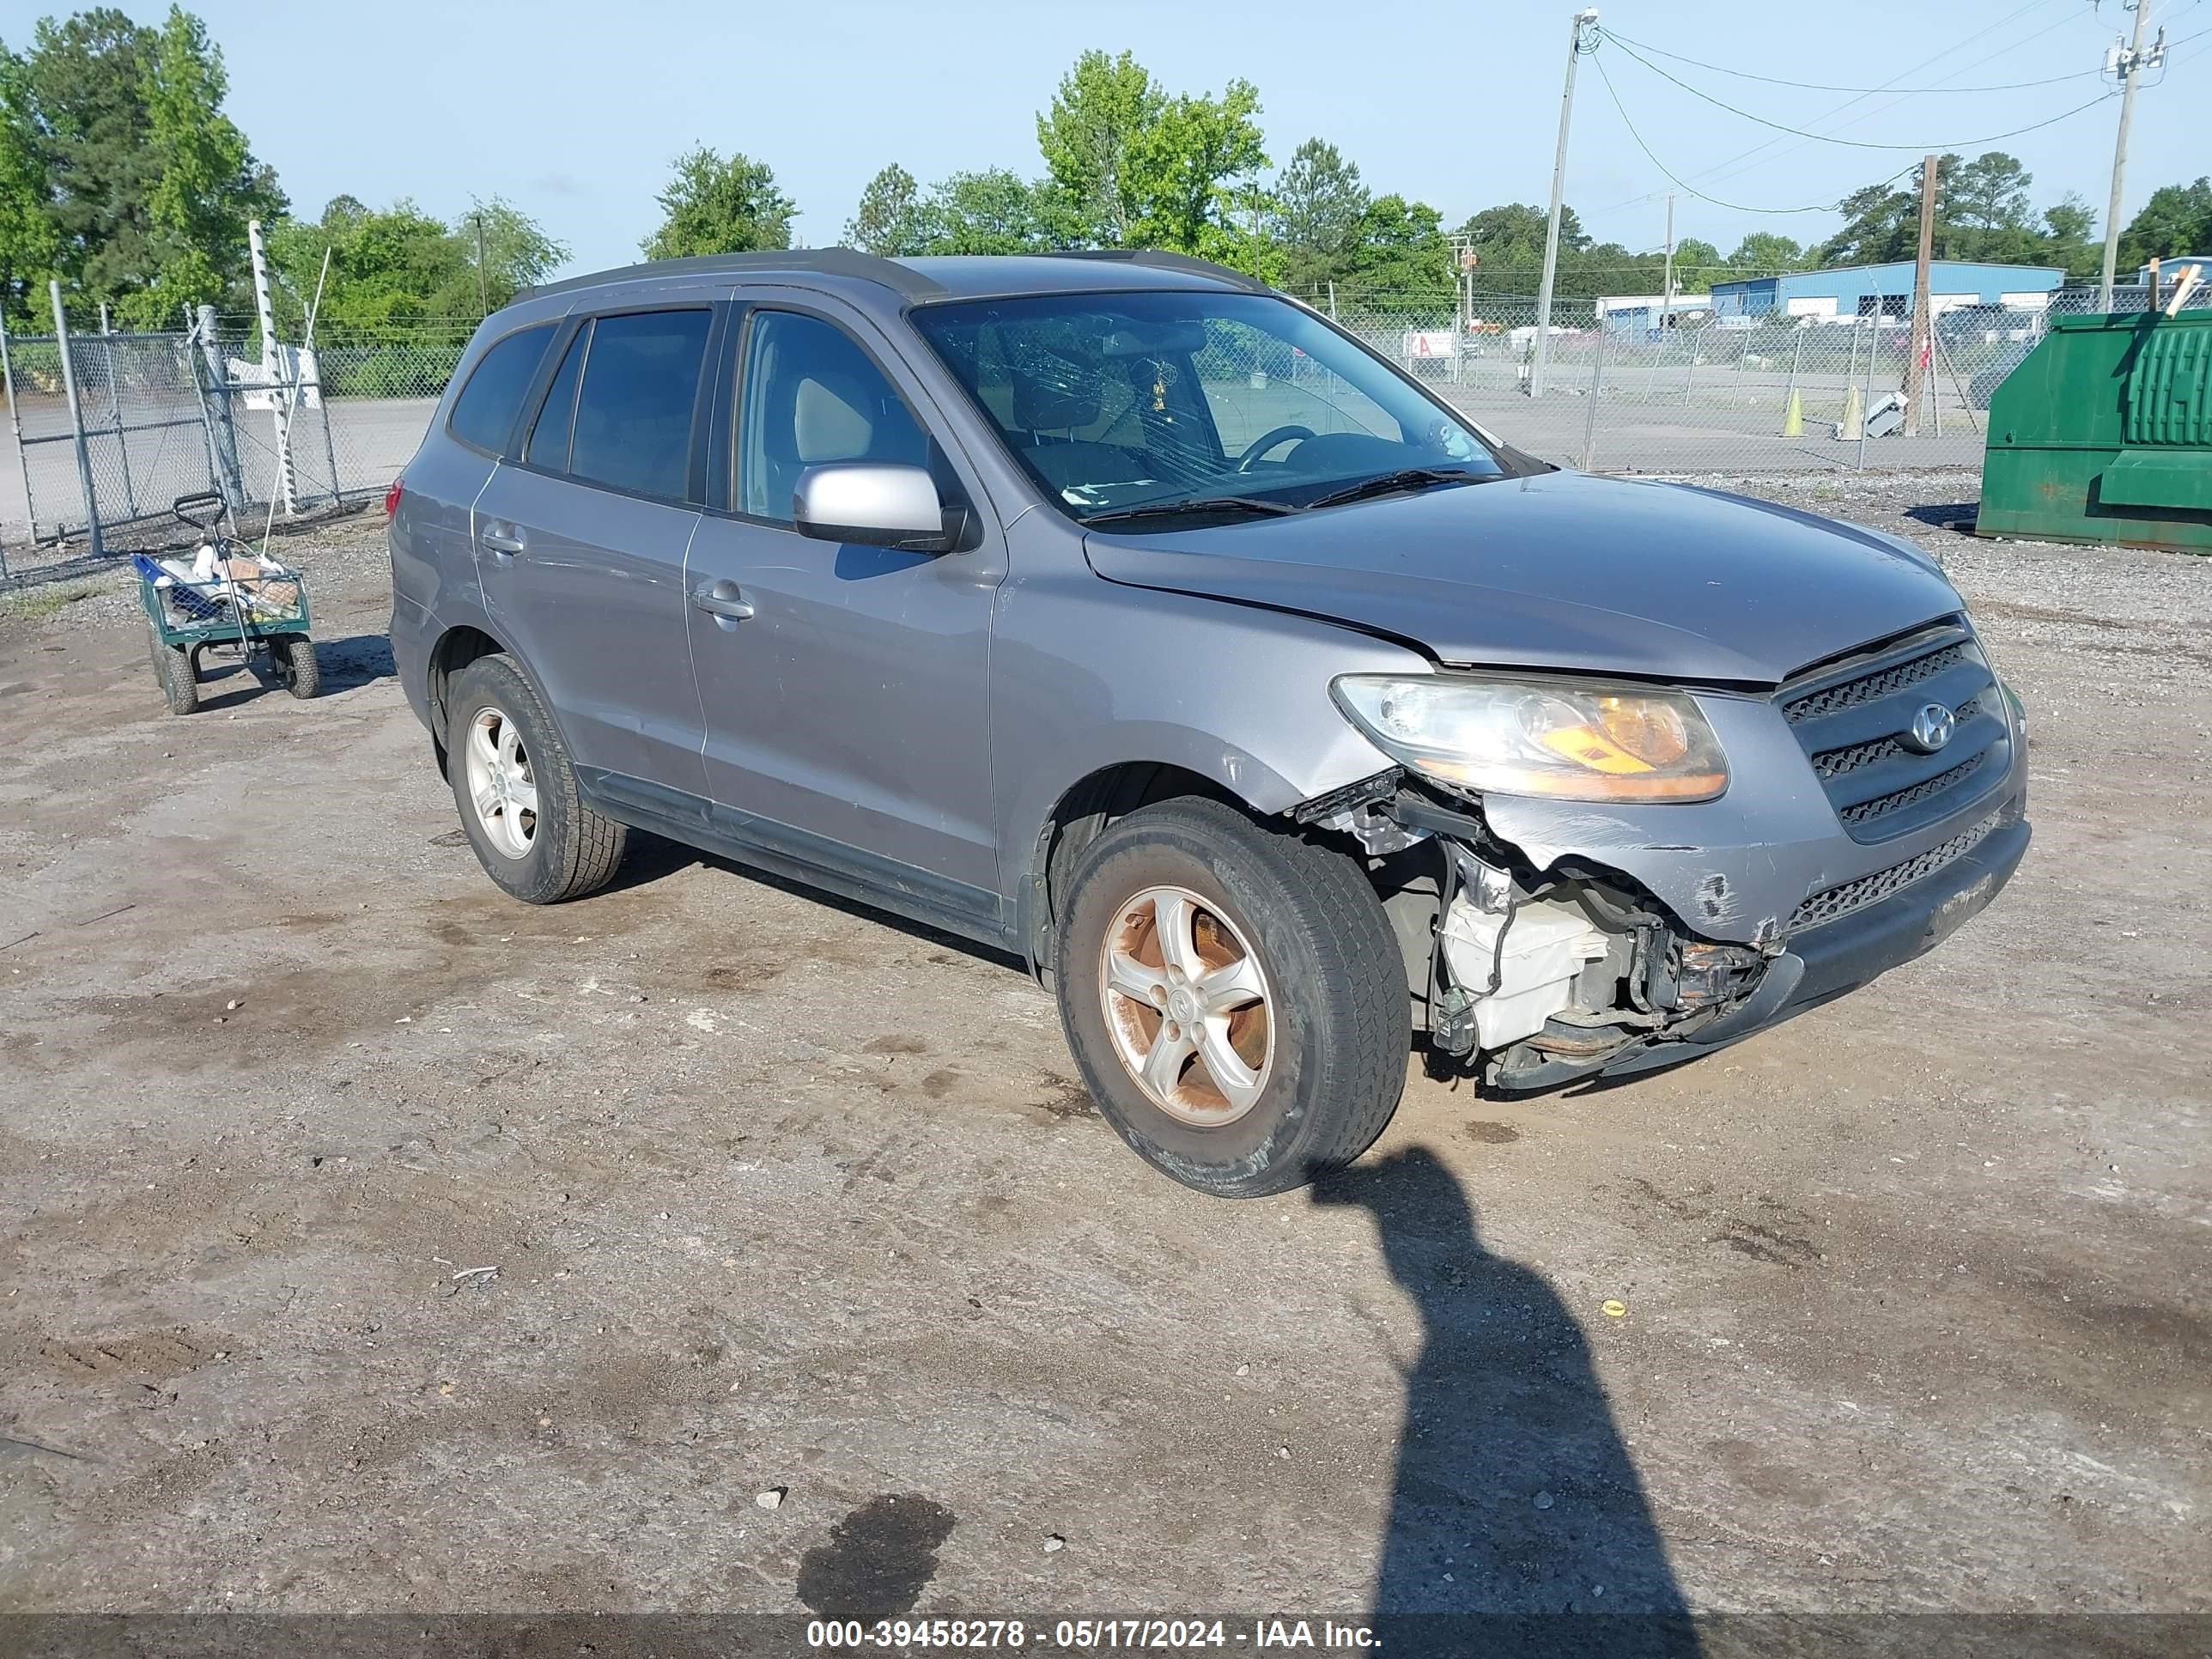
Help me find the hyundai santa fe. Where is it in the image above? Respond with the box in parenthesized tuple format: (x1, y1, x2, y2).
(387, 247, 2030, 1198)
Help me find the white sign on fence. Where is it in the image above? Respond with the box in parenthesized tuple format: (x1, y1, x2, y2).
(227, 343, 322, 411)
(1402, 330, 1458, 360)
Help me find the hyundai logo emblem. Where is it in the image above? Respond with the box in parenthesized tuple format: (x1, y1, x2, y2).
(1905, 702, 1956, 753)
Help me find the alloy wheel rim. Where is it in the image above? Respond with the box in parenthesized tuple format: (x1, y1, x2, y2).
(1098, 884, 1273, 1127)
(465, 706, 538, 860)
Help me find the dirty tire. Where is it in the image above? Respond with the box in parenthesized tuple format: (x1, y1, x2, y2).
(1054, 797, 1408, 1198)
(159, 643, 198, 715)
(446, 653, 626, 904)
(273, 634, 319, 699)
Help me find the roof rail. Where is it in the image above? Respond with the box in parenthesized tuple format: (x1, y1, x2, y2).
(1044, 249, 1272, 293)
(520, 247, 947, 304)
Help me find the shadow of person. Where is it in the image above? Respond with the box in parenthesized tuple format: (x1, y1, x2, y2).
(1313, 1147, 1698, 1658)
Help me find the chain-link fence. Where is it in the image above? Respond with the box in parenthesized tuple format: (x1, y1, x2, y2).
(1308, 280, 2209, 479)
(0, 311, 470, 579)
(4, 276, 2206, 579)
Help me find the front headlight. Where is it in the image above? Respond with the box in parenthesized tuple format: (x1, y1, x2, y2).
(1332, 673, 1729, 803)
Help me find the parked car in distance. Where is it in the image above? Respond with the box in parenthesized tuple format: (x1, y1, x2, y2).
(388, 249, 2030, 1198)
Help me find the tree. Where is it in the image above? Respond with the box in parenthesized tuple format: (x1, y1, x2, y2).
(1125, 78, 1267, 258)
(1271, 138, 1369, 291)
(264, 195, 568, 330)
(641, 146, 793, 260)
(121, 5, 282, 325)
(1348, 194, 1450, 302)
(1727, 232, 1802, 275)
(2040, 193, 2100, 284)
(846, 163, 926, 257)
(0, 6, 278, 323)
(917, 169, 1056, 255)
(2118, 178, 2212, 271)
(1036, 49, 1162, 246)
(0, 46, 59, 324)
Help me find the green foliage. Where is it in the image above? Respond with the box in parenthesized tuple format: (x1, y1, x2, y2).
(0, 5, 278, 325)
(1728, 233, 1802, 275)
(2118, 178, 2212, 272)
(1813, 151, 2100, 272)
(264, 194, 567, 331)
(1036, 49, 1163, 247)
(641, 146, 794, 260)
(1348, 195, 1450, 305)
(1270, 138, 1370, 292)
(1124, 77, 1267, 258)
(916, 169, 1058, 255)
(846, 163, 925, 257)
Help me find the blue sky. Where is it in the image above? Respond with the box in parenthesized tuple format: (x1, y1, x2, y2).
(9, 0, 2204, 278)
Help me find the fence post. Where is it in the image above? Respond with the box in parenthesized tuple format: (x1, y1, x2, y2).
(0, 313, 27, 575)
(1579, 324, 1607, 471)
(1857, 318, 1877, 470)
(191, 304, 246, 514)
(49, 281, 102, 559)
(97, 305, 139, 522)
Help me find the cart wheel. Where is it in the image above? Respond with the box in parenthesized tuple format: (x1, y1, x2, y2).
(274, 634, 319, 700)
(159, 644, 199, 715)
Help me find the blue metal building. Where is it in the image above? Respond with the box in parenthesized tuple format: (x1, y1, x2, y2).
(1709, 260, 2064, 320)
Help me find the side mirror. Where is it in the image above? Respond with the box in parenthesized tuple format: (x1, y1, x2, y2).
(793, 463, 957, 554)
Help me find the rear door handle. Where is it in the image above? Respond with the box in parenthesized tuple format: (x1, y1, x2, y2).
(691, 579, 755, 623)
(480, 526, 526, 557)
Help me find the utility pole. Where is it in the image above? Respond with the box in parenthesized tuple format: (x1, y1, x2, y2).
(1531, 7, 1598, 398)
(1905, 155, 1938, 437)
(2099, 0, 2164, 311)
(474, 212, 489, 317)
(1660, 192, 1676, 331)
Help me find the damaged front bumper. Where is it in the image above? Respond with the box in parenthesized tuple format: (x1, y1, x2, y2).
(1305, 757, 2029, 1094)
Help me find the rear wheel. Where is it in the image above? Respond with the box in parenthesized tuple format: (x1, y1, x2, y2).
(446, 653, 626, 904)
(272, 634, 319, 699)
(1054, 798, 1409, 1198)
(158, 643, 198, 715)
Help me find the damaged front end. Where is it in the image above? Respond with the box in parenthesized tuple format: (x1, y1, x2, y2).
(1296, 770, 1785, 1092)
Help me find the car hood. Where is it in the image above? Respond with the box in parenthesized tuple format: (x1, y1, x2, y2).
(1081, 471, 1961, 684)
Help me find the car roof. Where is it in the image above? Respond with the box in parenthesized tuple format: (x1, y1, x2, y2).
(520, 248, 1269, 307)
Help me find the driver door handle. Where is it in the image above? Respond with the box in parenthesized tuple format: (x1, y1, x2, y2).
(479, 526, 526, 558)
(691, 579, 755, 622)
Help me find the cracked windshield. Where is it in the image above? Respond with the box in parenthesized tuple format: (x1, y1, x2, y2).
(912, 289, 1504, 526)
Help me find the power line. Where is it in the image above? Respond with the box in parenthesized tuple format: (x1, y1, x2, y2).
(1600, 33, 2117, 151)
(1584, 0, 2071, 220)
(1590, 55, 1920, 216)
(1636, 0, 2074, 206)
(1597, 27, 2100, 94)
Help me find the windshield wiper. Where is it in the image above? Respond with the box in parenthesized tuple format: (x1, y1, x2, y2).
(1082, 495, 1302, 527)
(1305, 467, 1489, 511)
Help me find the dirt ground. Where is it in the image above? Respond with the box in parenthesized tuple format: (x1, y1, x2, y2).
(1, 475, 2206, 1645)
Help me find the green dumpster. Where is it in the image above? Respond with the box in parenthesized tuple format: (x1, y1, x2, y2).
(1978, 307, 2212, 555)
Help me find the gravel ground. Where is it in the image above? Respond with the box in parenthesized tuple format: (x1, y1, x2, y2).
(0, 477, 2206, 1647)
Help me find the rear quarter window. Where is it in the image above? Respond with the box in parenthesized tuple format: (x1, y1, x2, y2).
(448, 323, 556, 454)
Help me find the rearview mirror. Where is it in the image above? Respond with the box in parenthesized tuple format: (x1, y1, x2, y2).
(793, 464, 955, 554)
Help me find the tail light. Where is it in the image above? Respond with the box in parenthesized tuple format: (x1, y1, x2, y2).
(384, 476, 404, 517)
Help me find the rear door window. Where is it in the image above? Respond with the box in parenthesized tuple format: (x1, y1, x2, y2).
(525, 325, 587, 471)
(448, 323, 555, 454)
(565, 308, 713, 501)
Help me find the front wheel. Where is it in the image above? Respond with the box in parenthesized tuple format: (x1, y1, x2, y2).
(158, 643, 198, 715)
(1054, 798, 1409, 1198)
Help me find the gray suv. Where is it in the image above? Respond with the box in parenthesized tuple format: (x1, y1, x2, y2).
(388, 249, 2029, 1198)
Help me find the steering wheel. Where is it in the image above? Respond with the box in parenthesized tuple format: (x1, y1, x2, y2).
(1234, 424, 1316, 471)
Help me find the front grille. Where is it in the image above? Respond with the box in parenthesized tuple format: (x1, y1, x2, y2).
(1783, 642, 1964, 725)
(1790, 803, 2012, 932)
(1778, 620, 2008, 844)
(1813, 694, 1984, 782)
(1839, 753, 1986, 826)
